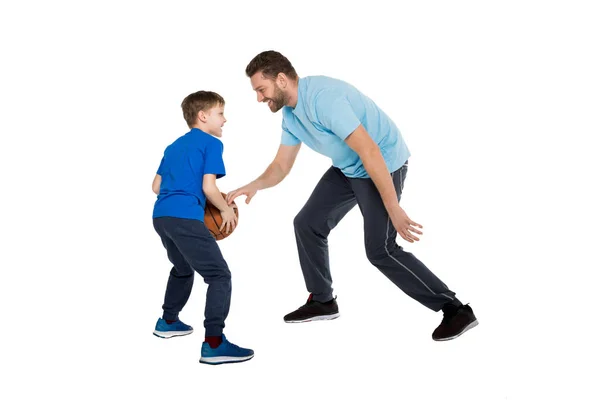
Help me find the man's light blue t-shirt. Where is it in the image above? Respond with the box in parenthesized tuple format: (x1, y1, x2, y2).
(281, 76, 410, 178)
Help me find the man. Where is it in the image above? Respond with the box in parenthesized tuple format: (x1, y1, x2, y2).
(227, 50, 477, 341)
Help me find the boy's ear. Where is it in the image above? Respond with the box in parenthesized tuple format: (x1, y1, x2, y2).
(197, 110, 207, 123)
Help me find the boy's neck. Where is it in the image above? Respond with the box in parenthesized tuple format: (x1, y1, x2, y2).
(191, 124, 216, 137)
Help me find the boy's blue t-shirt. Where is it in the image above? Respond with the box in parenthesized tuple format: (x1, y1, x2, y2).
(280, 76, 410, 178)
(153, 128, 226, 222)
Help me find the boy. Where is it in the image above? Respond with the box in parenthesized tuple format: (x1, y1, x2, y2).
(152, 90, 254, 365)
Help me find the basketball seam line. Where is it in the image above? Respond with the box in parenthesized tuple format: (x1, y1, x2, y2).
(209, 206, 224, 239)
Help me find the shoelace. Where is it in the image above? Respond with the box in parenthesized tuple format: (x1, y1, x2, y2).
(224, 340, 245, 352)
(297, 295, 315, 310)
(297, 301, 314, 310)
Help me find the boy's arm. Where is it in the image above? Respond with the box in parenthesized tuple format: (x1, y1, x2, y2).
(152, 174, 161, 194)
(153, 156, 165, 194)
(202, 138, 228, 209)
(202, 174, 230, 212)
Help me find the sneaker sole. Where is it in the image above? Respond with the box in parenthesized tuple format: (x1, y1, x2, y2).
(433, 320, 479, 341)
(153, 329, 194, 339)
(199, 354, 254, 365)
(284, 312, 340, 323)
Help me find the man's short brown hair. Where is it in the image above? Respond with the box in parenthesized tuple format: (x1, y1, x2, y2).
(245, 50, 298, 81)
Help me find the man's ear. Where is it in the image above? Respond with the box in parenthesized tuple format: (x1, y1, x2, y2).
(277, 72, 288, 88)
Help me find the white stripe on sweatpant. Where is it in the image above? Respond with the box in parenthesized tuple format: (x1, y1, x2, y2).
(385, 218, 455, 301)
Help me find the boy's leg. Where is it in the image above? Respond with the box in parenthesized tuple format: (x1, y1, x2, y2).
(160, 217, 231, 337)
(293, 167, 357, 302)
(350, 164, 461, 311)
(153, 218, 195, 322)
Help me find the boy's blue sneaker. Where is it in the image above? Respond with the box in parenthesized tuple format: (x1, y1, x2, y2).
(153, 318, 194, 338)
(199, 334, 254, 365)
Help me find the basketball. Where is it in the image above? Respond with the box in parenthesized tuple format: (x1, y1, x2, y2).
(204, 192, 239, 241)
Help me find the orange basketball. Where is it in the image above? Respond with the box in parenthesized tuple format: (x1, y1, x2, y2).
(204, 192, 238, 241)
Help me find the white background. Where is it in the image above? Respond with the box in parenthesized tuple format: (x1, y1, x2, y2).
(1, 1, 599, 399)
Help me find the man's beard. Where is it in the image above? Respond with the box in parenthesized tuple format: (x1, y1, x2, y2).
(267, 86, 286, 112)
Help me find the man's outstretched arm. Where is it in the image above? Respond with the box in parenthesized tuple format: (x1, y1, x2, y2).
(226, 143, 301, 204)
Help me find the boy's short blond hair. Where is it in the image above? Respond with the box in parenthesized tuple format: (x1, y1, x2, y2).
(181, 91, 225, 128)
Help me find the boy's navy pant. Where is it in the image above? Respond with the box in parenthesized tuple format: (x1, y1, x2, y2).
(153, 217, 231, 336)
(293, 164, 460, 311)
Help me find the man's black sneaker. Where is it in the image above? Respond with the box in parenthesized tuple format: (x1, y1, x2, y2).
(283, 294, 340, 323)
(432, 303, 478, 341)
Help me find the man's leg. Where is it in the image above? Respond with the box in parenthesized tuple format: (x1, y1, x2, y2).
(350, 164, 459, 311)
(350, 165, 477, 340)
(293, 167, 357, 302)
(284, 167, 356, 322)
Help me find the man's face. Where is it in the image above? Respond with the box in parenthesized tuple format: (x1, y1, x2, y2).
(250, 72, 286, 113)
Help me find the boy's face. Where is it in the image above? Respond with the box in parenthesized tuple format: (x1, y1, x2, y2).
(201, 105, 226, 137)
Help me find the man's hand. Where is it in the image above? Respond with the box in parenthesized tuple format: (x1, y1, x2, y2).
(390, 207, 423, 243)
(344, 125, 423, 243)
(220, 205, 238, 234)
(227, 183, 259, 205)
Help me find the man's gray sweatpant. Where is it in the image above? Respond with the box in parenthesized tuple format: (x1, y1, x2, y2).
(293, 163, 460, 312)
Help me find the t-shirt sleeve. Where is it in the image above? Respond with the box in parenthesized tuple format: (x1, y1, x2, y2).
(315, 90, 361, 140)
(204, 140, 226, 179)
(156, 157, 165, 175)
(281, 118, 301, 146)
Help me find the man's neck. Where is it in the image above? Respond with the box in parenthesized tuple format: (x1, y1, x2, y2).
(287, 79, 300, 108)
